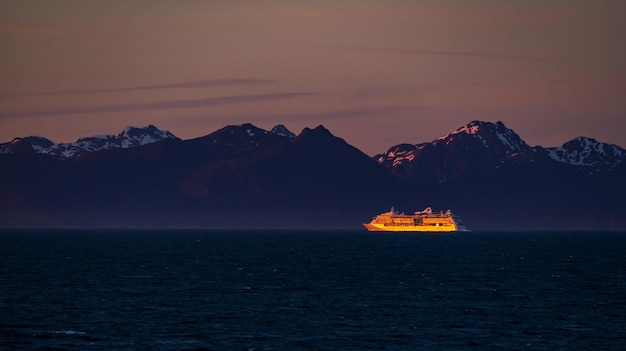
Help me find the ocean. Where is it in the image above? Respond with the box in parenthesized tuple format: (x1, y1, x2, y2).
(1, 229, 625, 350)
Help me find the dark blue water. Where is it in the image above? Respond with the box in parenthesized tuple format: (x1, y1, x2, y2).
(1, 229, 625, 350)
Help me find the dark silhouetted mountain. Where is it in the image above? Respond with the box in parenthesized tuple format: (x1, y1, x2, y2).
(31, 123, 295, 226)
(179, 125, 408, 227)
(183, 123, 288, 158)
(1, 121, 624, 229)
(0, 123, 409, 228)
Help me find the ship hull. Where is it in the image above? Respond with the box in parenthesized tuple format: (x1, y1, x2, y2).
(363, 223, 459, 232)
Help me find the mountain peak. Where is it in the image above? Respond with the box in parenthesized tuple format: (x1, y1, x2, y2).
(270, 124, 295, 138)
(117, 125, 176, 141)
(437, 120, 501, 137)
(435, 120, 530, 154)
(189, 122, 291, 156)
(569, 136, 599, 145)
(310, 124, 332, 134)
(377, 120, 534, 183)
(114, 125, 177, 148)
(298, 125, 334, 139)
(376, 120, 626, 185)
(546, 136, 624, 168)
(0, 138, 36, 154)
(0, 136, 54, 154)
(22, 125, 180, 159)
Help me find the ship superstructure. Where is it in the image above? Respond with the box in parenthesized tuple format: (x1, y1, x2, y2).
(363, 207, 467, 232)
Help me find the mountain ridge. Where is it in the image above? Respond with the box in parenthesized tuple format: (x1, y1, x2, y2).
(3, 121, 623, 167)
(1, 120, 624, 229)
(0, 125, 179, 160)
(376, 120, 625, 184)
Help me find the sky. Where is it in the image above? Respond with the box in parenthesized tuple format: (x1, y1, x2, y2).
(1, 0, 625, 155)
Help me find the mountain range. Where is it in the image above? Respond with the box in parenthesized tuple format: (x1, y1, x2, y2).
(376, 121, 624, 183)
(0, 125, 178, 160)
(1, 121, 624, 229)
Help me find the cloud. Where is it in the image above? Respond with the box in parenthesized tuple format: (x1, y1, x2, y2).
(286, 105, 421, 122)
(0, 79, 278, 98)
(220, 105, 423, 124)
(1, 92, 320, 118)
(328, 46, 549, 62)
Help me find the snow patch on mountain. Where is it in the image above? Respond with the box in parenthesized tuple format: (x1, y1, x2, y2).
(545, 137, 624, 168)
(436, 124, 481, 140)
(0, 136, 54, 154)
(116, 125, 177, 148)
(376, 120, 625, 179)
(3, 125, 179, 160)
(436, 121, 529, 153)
(375, 143, 420, 167)
(495, 128, 525, 151)
(378, 121, 531, 170)
(271, 124, 296, 138)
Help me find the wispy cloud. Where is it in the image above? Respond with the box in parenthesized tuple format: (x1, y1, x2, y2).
(0, 24, 64, 35)
(343, 86, 409, 103)
(328, 45, 549, 62)
(0, 79, 278, 98)
(287, 105, 421, 122)
(1, 92, 319, 118)
(225, 105, 423, 124)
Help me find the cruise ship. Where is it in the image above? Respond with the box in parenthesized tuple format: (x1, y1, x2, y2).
(363, 207, 467, 232)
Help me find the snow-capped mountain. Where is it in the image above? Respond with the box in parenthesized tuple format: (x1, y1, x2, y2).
(544, 137, 624, 169)
(375, 120, 533, 181)
(0, 124, 297, 161)
(376, 121, 531, 170)
(115, 125, 177, 148)
(434, 120, 530, 153)
(270, 124, 296, 138)
(375, 143, 421, 167)
(375, 120, 624, 183)
(0, 136, 54, 154)
(0, 125, 178, 160)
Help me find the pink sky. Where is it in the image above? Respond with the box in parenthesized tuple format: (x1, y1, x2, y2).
(1, 0, 625, 155)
